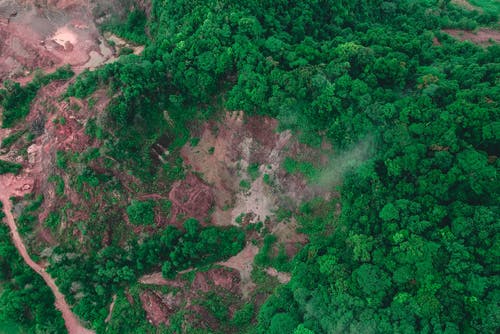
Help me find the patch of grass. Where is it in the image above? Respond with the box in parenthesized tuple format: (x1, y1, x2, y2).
(160, 199, 172, 216)
(189, 137, 200, 147)
(275, 208, 292, 222)
(282, 157, 317, 181)
(247, 163, 260, 180)
(48, 175, 65, 196)
(239, 179, 251, 190)
(231, 302, 255, 327)
(119, 47, 134, 56)
(235, 213, 246, 224)
(263, 173, 271, 185)
(56, 151, 68, 170)
(25, 132, 35, 143)
(245, 221, 264, 233)
(25, 195, 44, 212)
(202, 291, 229, 322)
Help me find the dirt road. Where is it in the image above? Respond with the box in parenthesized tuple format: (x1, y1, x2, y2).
(0, 176, 94, 334)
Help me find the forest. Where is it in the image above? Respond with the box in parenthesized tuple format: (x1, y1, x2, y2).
(0, 0, 498, 333)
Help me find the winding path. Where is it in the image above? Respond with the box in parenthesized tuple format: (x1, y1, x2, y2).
(0, 176, 94, 334)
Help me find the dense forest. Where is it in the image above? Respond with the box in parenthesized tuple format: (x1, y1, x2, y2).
(0, 0, 499, 333)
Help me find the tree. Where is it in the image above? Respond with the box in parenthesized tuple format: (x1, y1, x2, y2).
(126, 200, 155, 225)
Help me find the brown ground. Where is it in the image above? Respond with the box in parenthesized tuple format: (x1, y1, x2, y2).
(181, 111, 331, 227)
(0, 0, 120, 83)
(0, 2, 127, 332)
(139, 272, 185, 287)
(442, 28, 500, 45)
(265, 267, 291, 284)
(168, 173, 214, 227)
(0, 0, 146, 84)
(140, 290, 181, 327)
(104, 294, 116, 323)
(218, 243, 259, 298)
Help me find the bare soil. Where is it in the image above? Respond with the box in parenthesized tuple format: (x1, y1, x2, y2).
(451, 0, 482, 12)
(265, 267, 291, 284)
(181, 111, 331, 227)
(140, 290, 180, 327)
(139, 272, 185, 288)
(179, 110, 332, 302)
(218, 243, 259, 298)
(0, 0, 117, 83)
(442, 28, 500, 45)
(168, 173, 214, 227)
(104, 294, 116, 323)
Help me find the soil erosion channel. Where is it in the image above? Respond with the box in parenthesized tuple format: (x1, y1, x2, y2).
(0, 176, 94, 334)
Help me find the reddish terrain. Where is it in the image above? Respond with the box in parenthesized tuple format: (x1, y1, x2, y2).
(181, 111, 331, 227)
(168, 173, 214, 226)
(0, 0, 118, 83)
(442, 28, 500, 45)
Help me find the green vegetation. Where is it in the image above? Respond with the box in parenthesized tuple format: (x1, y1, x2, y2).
(0, 203, 65, 333)
(0, 159, 22, 175)
(239, 179, 251, 190)
(47, 218, 245, 326)
(468, 0, 500, 16)
(1, 130, 25, 150)
(2, 0, 497, 332)
(126, 200, 155, 225)
(101, 10, 148, 44)
(231, 302, 255, 327)
(55, 151, 68, 170)
(247, 162, 261, 180)
(254, 234, 291, 272)
(44, 211, 61, 233)
(282, 157, 317, 181)
(0, 66, 74, 128)
(48, 175, 65, 197)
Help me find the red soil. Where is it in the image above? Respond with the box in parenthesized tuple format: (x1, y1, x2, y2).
(181, 111, 328, 227)
(192, 267, 241, 294)
(442, 28, 500, 45)
(140, 290, 180, 326)
(0, 0, 115, 83)
(168, 173, 214, 226)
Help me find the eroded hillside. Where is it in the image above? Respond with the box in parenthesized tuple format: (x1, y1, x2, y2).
(0, 0, 498, 333)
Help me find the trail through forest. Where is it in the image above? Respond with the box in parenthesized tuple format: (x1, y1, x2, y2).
(0, 175, 94, 334)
